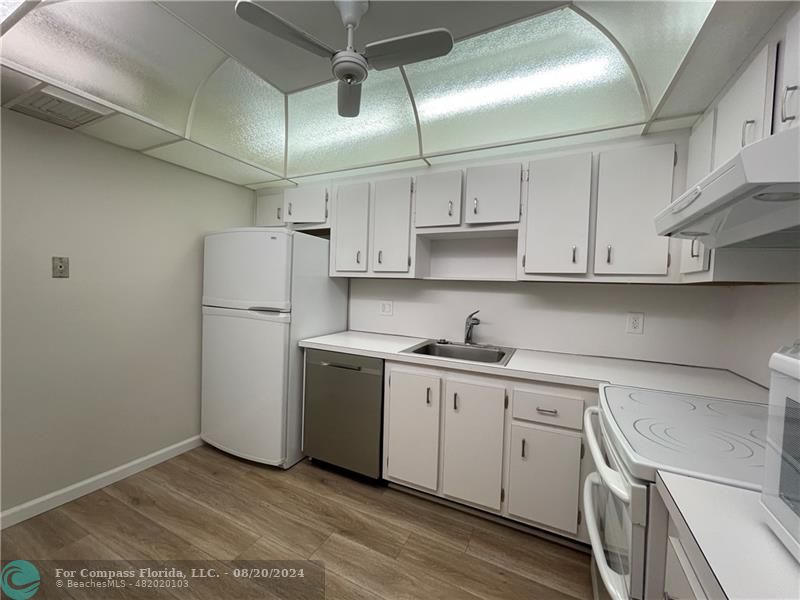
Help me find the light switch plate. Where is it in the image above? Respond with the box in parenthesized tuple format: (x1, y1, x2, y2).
(379, 301, 393, 316)
(52, 256, 69, 278)
(626, 312, 644, 334)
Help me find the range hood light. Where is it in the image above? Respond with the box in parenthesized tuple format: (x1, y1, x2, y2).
(753, 191, 800, 202)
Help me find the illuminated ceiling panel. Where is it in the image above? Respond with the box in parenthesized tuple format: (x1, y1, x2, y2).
(1, 1, 225, 133)
(404, 8, 645, 156)
(190, 59, 285, 175)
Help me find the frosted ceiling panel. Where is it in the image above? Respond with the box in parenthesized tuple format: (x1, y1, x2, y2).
(287, 69, 418, 176)
(190, 59, 285, 175)
(575, 1, 713, 112)
(404, 8, 644, 155)
(1, 1, 226, 133)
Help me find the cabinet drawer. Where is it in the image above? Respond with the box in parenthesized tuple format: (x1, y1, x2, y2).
(512, 388, 583, 430)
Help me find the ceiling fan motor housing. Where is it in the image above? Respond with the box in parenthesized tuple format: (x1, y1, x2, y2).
(332, 50, 368, 85)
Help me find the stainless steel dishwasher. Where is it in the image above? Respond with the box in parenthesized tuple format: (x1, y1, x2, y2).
(303, 349, 384, 478)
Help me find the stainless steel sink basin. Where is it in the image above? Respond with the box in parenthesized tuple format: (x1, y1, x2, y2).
(403, 340, 515, 366)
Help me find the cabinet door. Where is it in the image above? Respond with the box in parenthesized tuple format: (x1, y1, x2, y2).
(385, 370, 441, 491)
(680, 239, 710, 274)
(776, 9, 800, 132)
(464, 163, 521, 224)
(284, 184, 328, 223)
(442, 379, 505, 510)
(415, 170, 462, 227)
(685, 110, 715, 190)
(594, 144, 674, 275)
(524, 152, 592, 274)
(255, 194, 285, 227)
(507, 424, 582, 533)
(372, 177, 412, 272)
(714, 45, 771, 168)
(333, 182, 369, 272)
(681, 111, 715, 275)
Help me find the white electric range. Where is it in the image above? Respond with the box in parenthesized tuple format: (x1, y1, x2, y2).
(583, 384, 767, 600)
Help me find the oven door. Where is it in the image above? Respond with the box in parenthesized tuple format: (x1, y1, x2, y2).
(584, 406, 649, 600)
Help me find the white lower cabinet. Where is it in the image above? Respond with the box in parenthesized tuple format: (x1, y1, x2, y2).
(442, 379, 506, 510)
(385, 369, 441, 491)
(507, 423, 582, 533)
(383, 362, 594, 542)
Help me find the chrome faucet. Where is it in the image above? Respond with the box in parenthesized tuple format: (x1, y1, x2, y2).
(464, 310, 481, 344)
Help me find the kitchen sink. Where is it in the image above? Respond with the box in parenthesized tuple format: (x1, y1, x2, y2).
(403, 340, 515, 366)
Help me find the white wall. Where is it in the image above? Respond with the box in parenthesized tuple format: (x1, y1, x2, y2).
(350, 280, 800, 386)
(1, 110, 254, 510)
(723, 284, 800, 386)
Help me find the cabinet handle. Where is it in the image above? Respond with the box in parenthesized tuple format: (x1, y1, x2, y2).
(453, 392, 459, 411)
(320, 361, 362, 371)
(536, 407, 559, 416)
(448, 200, 453, 217)
(782, 85, 798, 123)
(690, 239, 700, 258)
(571, 245, 577, 264)
(356, 250, 361, 264)
(277, 206, 282, 220)
(287, 201, 293, 216)
(473, 198, 478, 214)
(378, 250, 383, 264)
(426, 387, 431, 405)
(740, 119, 755, 147)
(606, 245, 612, 264)
(521, 438, 527, 459)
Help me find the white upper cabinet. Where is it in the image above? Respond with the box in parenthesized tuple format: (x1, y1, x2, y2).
(333, 182, 369, 273)
(464, 163, 522, 224)
(776, 8, 800, 133)
(372, 177, 412, 273)
(524, 152, 592, 274)
(442, 378, 505, 511)
(714, 45, 773, 168)
(254, 193, 285, 227)
(385, 369, 441, 492)
(685, 110, 716, 189)
(681, 111, 715, 274)
(415, 170, 463, 227)
(283, 184, 328, 224)
(594, 144, 674, 275)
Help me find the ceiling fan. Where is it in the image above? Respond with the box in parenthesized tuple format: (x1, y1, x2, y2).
(235, 0, 454, 117)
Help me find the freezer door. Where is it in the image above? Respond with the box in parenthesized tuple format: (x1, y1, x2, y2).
(203, 229, 292, 311)
(201, 306, 290, 465)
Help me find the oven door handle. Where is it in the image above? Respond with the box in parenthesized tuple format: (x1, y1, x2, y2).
(584, 406, 631, 504)
(584, 473, 629, 600)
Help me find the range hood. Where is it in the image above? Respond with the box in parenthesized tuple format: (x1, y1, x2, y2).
(655, 127, 800, 248)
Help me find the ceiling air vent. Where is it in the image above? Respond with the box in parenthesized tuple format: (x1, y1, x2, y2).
(9, 85, 113, 129)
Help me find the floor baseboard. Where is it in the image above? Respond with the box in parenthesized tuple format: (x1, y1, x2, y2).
(0, 435, 203, 529)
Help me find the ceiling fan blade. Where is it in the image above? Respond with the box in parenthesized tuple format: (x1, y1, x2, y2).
(338, 80, 362, 117)
(364, 28, 454, 71)
(235, 0, 335, 58)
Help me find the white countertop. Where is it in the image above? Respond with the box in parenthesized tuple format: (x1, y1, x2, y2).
(299, 331, 767, 402)
(658, 472, 800, 600)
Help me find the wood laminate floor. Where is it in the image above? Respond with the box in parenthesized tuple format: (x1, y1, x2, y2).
(1, 445, 592, 599)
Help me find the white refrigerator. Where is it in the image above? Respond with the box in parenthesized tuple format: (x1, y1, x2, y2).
(201, 227, 347, 467)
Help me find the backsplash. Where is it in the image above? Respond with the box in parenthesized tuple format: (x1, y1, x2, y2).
(349, 280, 800, 386)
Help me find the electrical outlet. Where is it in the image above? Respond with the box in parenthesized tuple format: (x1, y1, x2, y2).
(52, 256, 69, 278)
(626, 312, 644, 335)
(379, 301, 393, 316)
